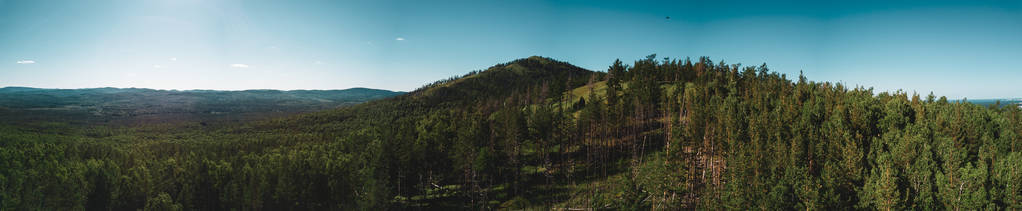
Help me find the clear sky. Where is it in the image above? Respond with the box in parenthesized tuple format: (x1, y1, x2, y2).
(1, 0, 1020, 99)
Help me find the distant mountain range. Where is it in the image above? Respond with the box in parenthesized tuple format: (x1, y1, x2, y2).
(0, 86, 404, 126)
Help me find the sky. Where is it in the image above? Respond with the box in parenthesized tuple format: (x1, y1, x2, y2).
(0, 0, 1020, 99)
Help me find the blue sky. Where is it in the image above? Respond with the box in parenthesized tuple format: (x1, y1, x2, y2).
(0, 0, 1020, 99)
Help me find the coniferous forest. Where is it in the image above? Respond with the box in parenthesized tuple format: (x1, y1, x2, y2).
(2, 56, 1021, 210)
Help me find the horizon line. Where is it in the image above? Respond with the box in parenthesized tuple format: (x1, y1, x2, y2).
(0, 86, 408, 93)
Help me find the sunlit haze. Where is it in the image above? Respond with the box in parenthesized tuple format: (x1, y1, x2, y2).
(1, 0, 1020, 98)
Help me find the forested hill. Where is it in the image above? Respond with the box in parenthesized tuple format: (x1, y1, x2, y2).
(2, 56, 1021, 210)
(409, 56, 596, 104)
(265, 56, 599, 135)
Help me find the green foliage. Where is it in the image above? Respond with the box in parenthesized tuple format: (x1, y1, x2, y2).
(144, 192, 182, 211)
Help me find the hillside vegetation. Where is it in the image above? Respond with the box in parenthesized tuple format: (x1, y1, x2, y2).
(1, 56, 1020, 210)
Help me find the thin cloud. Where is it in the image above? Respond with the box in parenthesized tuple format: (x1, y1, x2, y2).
(169, 57, 177, 61)
(230, 64, 249, 68)
(153, 65, 164, 69)
(16, 60, 35, 64)
(395, 37, 405, 41)
(314, 60, 325, 65)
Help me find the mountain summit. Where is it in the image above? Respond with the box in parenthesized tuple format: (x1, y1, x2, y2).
(410, 56, 597, 104)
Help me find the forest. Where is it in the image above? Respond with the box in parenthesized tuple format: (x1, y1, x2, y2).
(1, 55, 1020, 210)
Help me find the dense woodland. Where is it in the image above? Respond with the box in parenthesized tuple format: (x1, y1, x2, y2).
(1, 56, 1020, 210)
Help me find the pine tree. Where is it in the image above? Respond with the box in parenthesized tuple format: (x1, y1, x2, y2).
(861, 153, 902, 211)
